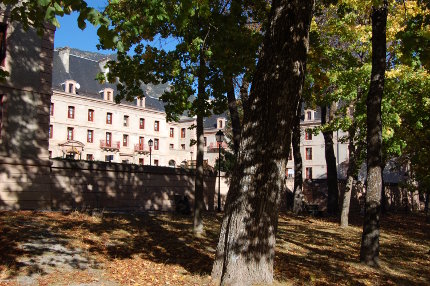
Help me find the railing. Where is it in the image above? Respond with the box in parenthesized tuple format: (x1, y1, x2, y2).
(207, 142, 228, 153)
(100, 140, 120, 150)
(134, 144, 150, 153)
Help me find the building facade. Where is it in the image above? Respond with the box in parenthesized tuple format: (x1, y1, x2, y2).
(49, 47, 227, 168)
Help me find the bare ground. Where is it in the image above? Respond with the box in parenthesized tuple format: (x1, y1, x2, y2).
(0, 211, 429, 285)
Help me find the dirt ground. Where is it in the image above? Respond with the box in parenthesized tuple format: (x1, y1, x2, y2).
(0, 211, 429, 286)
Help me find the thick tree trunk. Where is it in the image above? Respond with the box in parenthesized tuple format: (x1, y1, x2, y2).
(193, 53, 206, 235)
(227, 77, 241, 155)
(211, 1, 314, 284)
(381, 164, 387, 214)
(240, 78, 249, 113)
(321, 103, 339, 215)
(292, 101, 304, 214)
(340, 123, 356, 227)
(360, 0, 387, 267)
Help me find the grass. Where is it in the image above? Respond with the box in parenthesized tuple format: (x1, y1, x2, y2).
(0, 211, 429, 285)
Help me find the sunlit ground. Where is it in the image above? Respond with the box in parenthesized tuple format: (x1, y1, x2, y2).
(0, 211, 428, 285)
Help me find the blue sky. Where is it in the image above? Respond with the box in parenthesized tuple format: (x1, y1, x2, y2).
(54, 0, 177, 54)
(54, 0, 110, 54)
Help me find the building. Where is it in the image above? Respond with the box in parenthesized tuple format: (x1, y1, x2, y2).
(49, 47, 349, 178)
(286, 108, 349, 180)
(49, 47, 227, 167)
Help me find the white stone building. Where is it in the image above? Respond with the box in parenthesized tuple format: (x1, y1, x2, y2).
(49, 47, 227, 167)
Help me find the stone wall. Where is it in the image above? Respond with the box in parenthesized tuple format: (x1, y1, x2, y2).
(0, 159, 229, 211)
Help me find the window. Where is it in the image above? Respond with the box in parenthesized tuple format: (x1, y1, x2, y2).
(123, 134, 128, 147)
(139, 136, 144, 149)
(307, 111, 312, 120)
(204, 137, 207, 147)
(305, 130, 312, 140)
(139, 158, 144, 165)
(107, 91, 112, 101)
(87, 130, 93, 143)
(49, 151, 52, 158)
(106, 132, 112, 146)
(86, 154, 93, 161)
(181, 128, 186, 138)
(68, 106, 75, 119)
(169, 144, 174, 149)
(170, 128, 174, 137)
(181, 144, 185, 150)
(154, 120, 159, 131)
(0, 94, 4, 140)
(50, 103, 54, 116)
(68, 83, 74, 93)
(288, 149, 292, 160)
(219, 120, 223, 128)
(49, 125, 53, 138)
(306, 167, 313, 179)
(123, 115, 129, 127)
(67, 127, 74, 140)
(88, 109, 94, 121)
(139, 118, 145, 129)
(0, 24, 7, 65)
(154, 159, 159, 166)
(106, 112, 112, 124)
(305, 148, 312, 160)
(105, 155, 113, 162)
(154, 138, 159, 150)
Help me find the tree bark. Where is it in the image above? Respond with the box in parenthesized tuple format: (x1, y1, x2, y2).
(226, 77, 241, 155)
(360, 0, 387, 267)
(425, 190, 429, 215)
(340, 122, 356, 227)
(193, 52, 206, 235)
(211, 1, 314, 285)
(292, 101, 304, 214)
(321, 103, 339, 215)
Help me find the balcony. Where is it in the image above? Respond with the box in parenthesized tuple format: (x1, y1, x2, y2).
(134, 144, 150, 154)
(100, 140, 120, 151)
(207, 142, 228, 153)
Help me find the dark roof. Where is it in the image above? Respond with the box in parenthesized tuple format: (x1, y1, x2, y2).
(52, 48, 169, 112)
(204, 112, 228, 129)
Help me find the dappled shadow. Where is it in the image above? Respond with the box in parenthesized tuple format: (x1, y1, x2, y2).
(0, 211, 219, 280)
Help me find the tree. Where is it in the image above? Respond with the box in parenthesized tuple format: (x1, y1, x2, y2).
(99, 0, 264, 234)
(360, 0, 388, 267)
(211, 0, 314, 284)
(292, 101, 304, 214)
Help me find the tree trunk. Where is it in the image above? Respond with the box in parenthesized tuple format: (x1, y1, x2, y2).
(227, 77, 241, 155)
(193, 52, 206, 235)
(360, 0, 387, 267)
(425, 190, 429, 215)
(340, 123, 356, 227)
(240, 78, 249, 113)
(321, 103, 339, 215)
(381, 163, 387, 214)
(211, 1, 314, 284)
(292, 101, 304, 214)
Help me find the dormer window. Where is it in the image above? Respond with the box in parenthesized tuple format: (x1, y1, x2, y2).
(218, 118, 225, 129)
(101, 88, 114, 101)
(306, 111, 312, 120)
(64, 80, 77, 94)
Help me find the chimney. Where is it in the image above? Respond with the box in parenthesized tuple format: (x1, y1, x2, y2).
(98, 57, 110, 76)
(58, 47, 70, 73)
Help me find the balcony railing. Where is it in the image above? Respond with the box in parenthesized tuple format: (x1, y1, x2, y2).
(207, 142, 228, 153)
(100, 140, 120, 150)
(134, 144, 150, 154)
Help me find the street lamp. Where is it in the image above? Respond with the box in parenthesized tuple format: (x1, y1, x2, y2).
(215, 130, 224, 212)
(148, 139, 153, 166)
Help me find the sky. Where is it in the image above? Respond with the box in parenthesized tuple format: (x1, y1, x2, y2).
(54, 0, 177, 54)
(54, 0, 110, 54)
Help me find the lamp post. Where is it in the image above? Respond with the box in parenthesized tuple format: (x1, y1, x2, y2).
(215, 130, 224, 212)
(148, 139, 153, 166)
